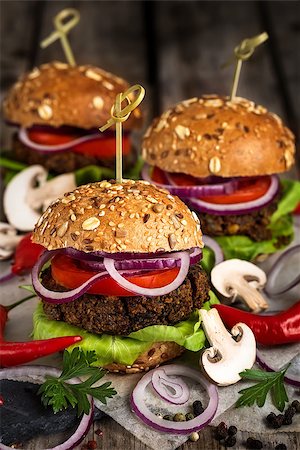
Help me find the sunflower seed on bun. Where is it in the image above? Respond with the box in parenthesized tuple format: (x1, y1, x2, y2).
(3, 61, 142, 130)
(142, 95, 295, 178)
(32, 179, 203, 253)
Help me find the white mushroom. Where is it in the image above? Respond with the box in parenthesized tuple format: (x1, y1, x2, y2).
(0, 223, 23, 260)
(200, 308, 256, 386)
(3, 165, 76, 232)
(211, 259, 268, 312)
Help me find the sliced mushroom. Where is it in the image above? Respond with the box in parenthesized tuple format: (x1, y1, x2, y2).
(0, 223, 23, 260)
(200, 308, 256, 386)
(211, 259, 268, 312)
(3, 165, 76, 231)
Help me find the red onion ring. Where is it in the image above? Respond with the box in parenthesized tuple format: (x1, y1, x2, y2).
(256, 350, 300, 387)
(63, 247, 200, 261)
(32, 249, 193, 303)
(79, 247, 202, 272)
(131, 364, 218, 434)
(265, 245, 300, 296)
(202, 235, 224, 265)
(188, 175, 279, 215)
(151, 368, 190, 404)
(19, 127, 106, 154)
(0, 365, 93, 450)
(141, 163, 238, 197)
(103, 251, 190, 296)
(32, 250, 109, 304)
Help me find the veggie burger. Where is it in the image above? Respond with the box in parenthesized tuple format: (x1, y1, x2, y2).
(142, 95, 299, 261)
(3, 61, 142, 175)
(32, 179, 211, 373)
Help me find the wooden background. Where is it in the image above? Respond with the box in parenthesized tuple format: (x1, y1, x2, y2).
(1, 1, 300, 449)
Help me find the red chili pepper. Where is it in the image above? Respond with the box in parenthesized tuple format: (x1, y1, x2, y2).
(294, 202, 300, 215)
(0, 296, 82, 367)
(213, 301, 300, 346)
(11, 233, 44, 275)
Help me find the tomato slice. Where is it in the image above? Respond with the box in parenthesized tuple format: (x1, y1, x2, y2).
(51, 254, 179, 297)
(28, 130, 130, 158)
(199, 176, 271, 204)
(150, 166, 271, 205)
(151, 166, 169, 184)
(167, 172, 199, 186)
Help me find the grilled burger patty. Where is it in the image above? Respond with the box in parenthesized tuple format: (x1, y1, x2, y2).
(11, 135, 137, 174)
(41, 264, 210, 335)
(199, 195, 279, 241)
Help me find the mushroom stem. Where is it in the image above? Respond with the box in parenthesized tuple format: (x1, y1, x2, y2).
(230, 277, 268, 313)
(200, 308, 256, 386)
(26, 173, 77, 210)
(211, 259, 268, 313)
(200, 308, 234, 349)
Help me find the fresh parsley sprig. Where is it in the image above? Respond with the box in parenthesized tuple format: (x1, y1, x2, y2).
(38, 348, 117, 416)
(236, 366, 289, 412)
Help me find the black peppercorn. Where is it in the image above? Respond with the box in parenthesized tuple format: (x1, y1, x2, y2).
(193, 400, 204, 416)
(228, 425, 237, 436)
(185, 412, 194, 421)
(163, 414, 172, 421)
(284, 405, 296, 421)
(266, 412, 276, 425)
(291, 400, 300, 413)
(215, 422, 228, 441)
(246, 437, 263, 449)
(225, 435, 236, 447)
(275, 444, 287, 450)
(272, 414, 284, 429)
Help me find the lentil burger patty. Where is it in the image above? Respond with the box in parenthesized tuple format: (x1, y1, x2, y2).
(199, 195, 279, 242)
(41, 264, 210, 335)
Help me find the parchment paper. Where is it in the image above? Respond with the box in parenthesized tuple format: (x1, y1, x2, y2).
(1, 222, 299, 449)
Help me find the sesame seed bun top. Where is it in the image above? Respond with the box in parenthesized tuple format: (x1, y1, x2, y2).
(32, 180, 203, 253)
(3, 61, 142, 130)
(142, 95, 295, 178)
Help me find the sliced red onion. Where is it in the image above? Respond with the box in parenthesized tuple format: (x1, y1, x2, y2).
(265, 245, 300, 296)
(103, 251, 190, 296)
(256, 350, 300, 387)
(32, 250, 109, 304)
(141, 163, 238, 198)
(202, 235, 224, 265)
(0, 271, 16, 284)
(80, 247, 202, 272)
(151, 368, 190, 404)
(131, 364, 218, 434)
(188, 175, 279, 215)
(19, 127, 106, 154)
(0, 365, 93, 450)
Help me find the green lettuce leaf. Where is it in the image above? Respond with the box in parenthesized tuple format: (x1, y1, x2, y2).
(33, 292, 219, 366)
(214, 179, 300, 261)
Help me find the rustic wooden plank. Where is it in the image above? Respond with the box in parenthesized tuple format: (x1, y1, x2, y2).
(33, 0, 153, 120)
(258, 1, 300, 135)
(0, 0, 45, 147)
(153, 1, 285, 119)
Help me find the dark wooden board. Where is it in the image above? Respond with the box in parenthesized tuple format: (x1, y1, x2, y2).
(25, 417, 300, 450)
(153, 1, 284, 117)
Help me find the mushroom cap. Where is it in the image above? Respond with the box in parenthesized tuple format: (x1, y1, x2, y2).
(4, 165, 48, 232)
(3, 61, 143, 130)
(211, 259, 267, 299)
(142, 95, 295, 177)
(32, 179, 204, 254)
(201, 321, 256, 386)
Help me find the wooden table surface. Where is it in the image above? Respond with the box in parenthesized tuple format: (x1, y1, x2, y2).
(1, 1, 299, 449)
